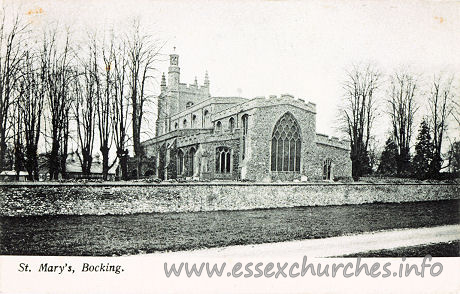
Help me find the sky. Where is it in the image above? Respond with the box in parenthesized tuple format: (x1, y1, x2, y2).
(10, 0, 460, 149)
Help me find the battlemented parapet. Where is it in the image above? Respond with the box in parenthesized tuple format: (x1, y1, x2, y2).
(212, 94, 316, 121)
(316, 133, 350, 150)
(178, 82, 209, 94)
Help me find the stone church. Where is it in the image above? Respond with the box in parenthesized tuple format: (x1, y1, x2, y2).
(141, 53, 352, 182)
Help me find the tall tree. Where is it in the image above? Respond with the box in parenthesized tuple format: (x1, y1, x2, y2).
(428, 75, 455, 177)
(98, 35, 117, 180)
(412, 119, 434, 179)
(10, 91, 24, 178)
(111, 37, 130, 180)
(17, 50, 44, 180)
(127, 21, 161, 178)
(387, 71, 418, 176)
(377, 136, 398, 176)
(0, 8, 27, 171)
(339, 64, 381, 180)
(72, 47, 97, 176)
(59, 97, 71, 179)
(41, 29, 74, 179)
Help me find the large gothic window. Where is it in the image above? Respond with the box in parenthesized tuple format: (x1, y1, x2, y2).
(216, 147, 231, 173)
(271, 112, 301, 172)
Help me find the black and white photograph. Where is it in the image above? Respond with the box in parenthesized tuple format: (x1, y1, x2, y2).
(0, 0, 459, 293)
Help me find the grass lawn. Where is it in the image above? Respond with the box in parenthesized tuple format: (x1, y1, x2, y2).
(340, 241, 460, 257)
(0, 199, 458, 256)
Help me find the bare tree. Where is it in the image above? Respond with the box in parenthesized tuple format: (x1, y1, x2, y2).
(59, 98, 72, 178)
(0, 7, 28, 171)
(387, 71, 418, 176)
(428, 74, 455, 176)
(111, 37, 130, 180)
(72, 47, 97, 176)
(41, 29, 74, 179)
(451, 90, 460, 128)
(339, 63, 381, 180)
(98, 35, 117, 180)
(9, 91, 24, 178)
(127, 21, 161, 178)
(17, 50, 44, 180)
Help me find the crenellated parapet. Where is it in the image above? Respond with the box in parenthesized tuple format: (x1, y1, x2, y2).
(212, 94, 316, 121)
(315, 133, 350, 150)
(178, 82, 210, 95)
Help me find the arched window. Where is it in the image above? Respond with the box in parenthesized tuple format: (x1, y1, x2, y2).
(187, 147, 196, 176)
(323, 159, 332, 180)
(177, 149, 184, 175)
(229, 117, 235, 133)
(183, 119, 187, 128)
(186, 101, 194, 109)
(271, 112, 301, 172)
(242, 114, 249, 160)
(203, 110, 210, 127)
(215, 121, 222, 133)
(191, 115, 197, 128)
(174, 122, 178, 130)
(216, 147, 231, 173)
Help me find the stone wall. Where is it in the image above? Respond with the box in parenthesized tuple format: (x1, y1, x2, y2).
(0, 183, 458, 217)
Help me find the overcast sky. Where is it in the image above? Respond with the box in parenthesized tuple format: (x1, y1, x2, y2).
(14, 0, 460, 146)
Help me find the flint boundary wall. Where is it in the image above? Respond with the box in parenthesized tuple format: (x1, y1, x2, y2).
(0, 182, 458, 216)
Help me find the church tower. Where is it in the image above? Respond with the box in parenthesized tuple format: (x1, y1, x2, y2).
(155, 50, 211, 136)
(167, 53, 180, 116)
(156, 53, 181, 136)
